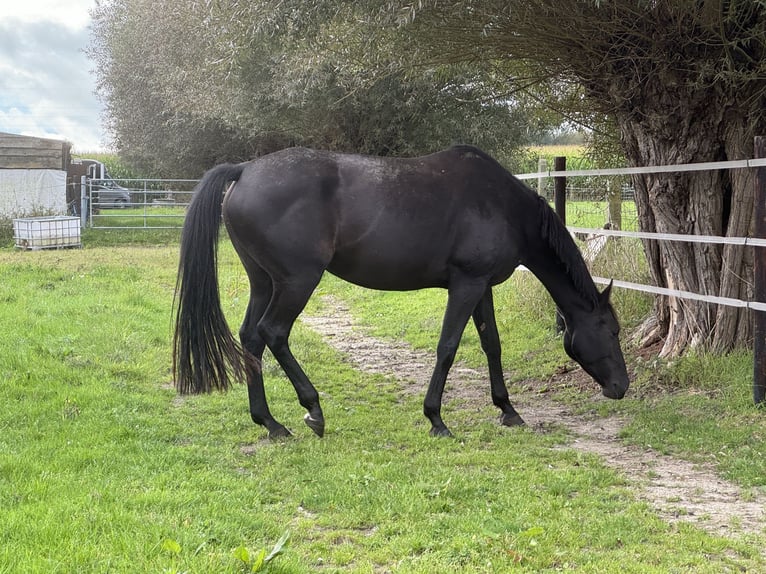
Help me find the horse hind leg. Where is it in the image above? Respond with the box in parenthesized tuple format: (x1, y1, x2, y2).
(240, 272, 292, 439)
(257, 275, 326, 437)
(471, 288, 525, 427)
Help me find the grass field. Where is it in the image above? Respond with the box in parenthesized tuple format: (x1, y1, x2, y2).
(0, 232, 764, 572)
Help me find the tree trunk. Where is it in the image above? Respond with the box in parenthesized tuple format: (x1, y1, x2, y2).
(618, 103, 755, 356)
(712, 115, 756, 350)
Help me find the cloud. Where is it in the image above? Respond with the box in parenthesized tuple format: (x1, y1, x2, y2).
(3, 0, 93, 30)
(0, 17, 108, 151)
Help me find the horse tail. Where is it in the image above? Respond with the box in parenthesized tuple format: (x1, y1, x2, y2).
(173, 162, 254, 394)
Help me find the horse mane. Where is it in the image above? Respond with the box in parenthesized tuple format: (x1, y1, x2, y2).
(536, 196, 600, 308)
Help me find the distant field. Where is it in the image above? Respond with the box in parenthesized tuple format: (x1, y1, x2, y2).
(528, 144, 585, 159)
(519, 144, 594, 174)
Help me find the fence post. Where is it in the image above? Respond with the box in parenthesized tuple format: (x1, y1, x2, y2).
(537, 158, 547, 196)
(754, 136, 766, 405)
(554, 156, 567, 333)
(606, 178, 622, 230)
(554, 156, 566, 224)
(79, 175, 88, 228)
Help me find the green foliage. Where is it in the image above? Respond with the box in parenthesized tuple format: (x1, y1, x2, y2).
(161, 539, 182, 556)
(0, 218, 12, 246)
(88, 2, 554, 176)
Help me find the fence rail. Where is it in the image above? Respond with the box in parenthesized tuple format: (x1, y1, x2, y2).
(518, 158, 766, 312)
(516, 157, 766, 180)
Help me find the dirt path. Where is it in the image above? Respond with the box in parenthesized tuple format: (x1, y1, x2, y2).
(301, 296, 766, 540)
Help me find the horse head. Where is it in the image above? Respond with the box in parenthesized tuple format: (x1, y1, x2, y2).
(562, 281, 629, 399)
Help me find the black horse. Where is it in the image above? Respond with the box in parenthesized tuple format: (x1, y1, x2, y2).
(173, 145, 629, 438)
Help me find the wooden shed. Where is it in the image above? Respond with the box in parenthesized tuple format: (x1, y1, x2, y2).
(0, 132, 71, 171)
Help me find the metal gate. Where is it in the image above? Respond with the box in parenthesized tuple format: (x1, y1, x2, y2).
(79, 177, 198, 229)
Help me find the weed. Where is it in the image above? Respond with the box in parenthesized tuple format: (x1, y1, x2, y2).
(233, 531, 289, 572)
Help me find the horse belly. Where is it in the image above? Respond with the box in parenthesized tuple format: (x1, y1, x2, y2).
(327, 241, 450, 291)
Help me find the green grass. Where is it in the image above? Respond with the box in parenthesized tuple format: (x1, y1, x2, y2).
(90, 206, 187, 229)
(566, 200, 639, 231)
(0, 233, 764, 572)
(613, 350, 766, 488)
(310, 275, 570, 384)
(324, 269, 766, 491)
(81, 225, 182, 247)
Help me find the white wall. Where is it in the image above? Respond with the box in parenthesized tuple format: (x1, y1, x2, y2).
(0, 169, 67, 217)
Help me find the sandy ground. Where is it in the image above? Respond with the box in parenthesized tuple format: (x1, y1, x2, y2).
(301, 296, 766, 540)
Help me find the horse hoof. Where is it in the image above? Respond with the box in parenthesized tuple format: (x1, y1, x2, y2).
(429, 426, 454, 438)
(268, 425, 293, 439)
(501, 413, 526, 427)
(304, 413, 325, 438)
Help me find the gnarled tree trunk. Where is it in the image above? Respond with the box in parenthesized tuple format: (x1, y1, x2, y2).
(618, 94, 755, 356)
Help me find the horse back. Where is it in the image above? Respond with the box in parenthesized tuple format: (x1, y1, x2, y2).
(224, 146, 536, 291)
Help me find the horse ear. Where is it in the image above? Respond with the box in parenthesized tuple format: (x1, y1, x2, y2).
(599, 280, 614, 306)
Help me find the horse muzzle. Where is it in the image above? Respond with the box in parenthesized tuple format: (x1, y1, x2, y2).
(601, 378, 629, 400)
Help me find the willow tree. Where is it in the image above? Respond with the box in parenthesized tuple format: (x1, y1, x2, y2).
(340, 0, 765, 356)
(87, 0, 540, 177)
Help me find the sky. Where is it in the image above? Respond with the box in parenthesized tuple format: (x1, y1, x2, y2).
(0, 0, 108, 152)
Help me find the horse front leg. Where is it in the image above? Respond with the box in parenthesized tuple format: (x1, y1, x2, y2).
(424, 279, 488, 437)
(471, 287, 525, 427)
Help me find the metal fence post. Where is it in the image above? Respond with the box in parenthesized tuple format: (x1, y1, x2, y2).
(754, 136, 766, 405)
(79, 175, 87, 228)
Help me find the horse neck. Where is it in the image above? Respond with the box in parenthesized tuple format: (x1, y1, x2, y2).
(524, 247, 597, 321)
